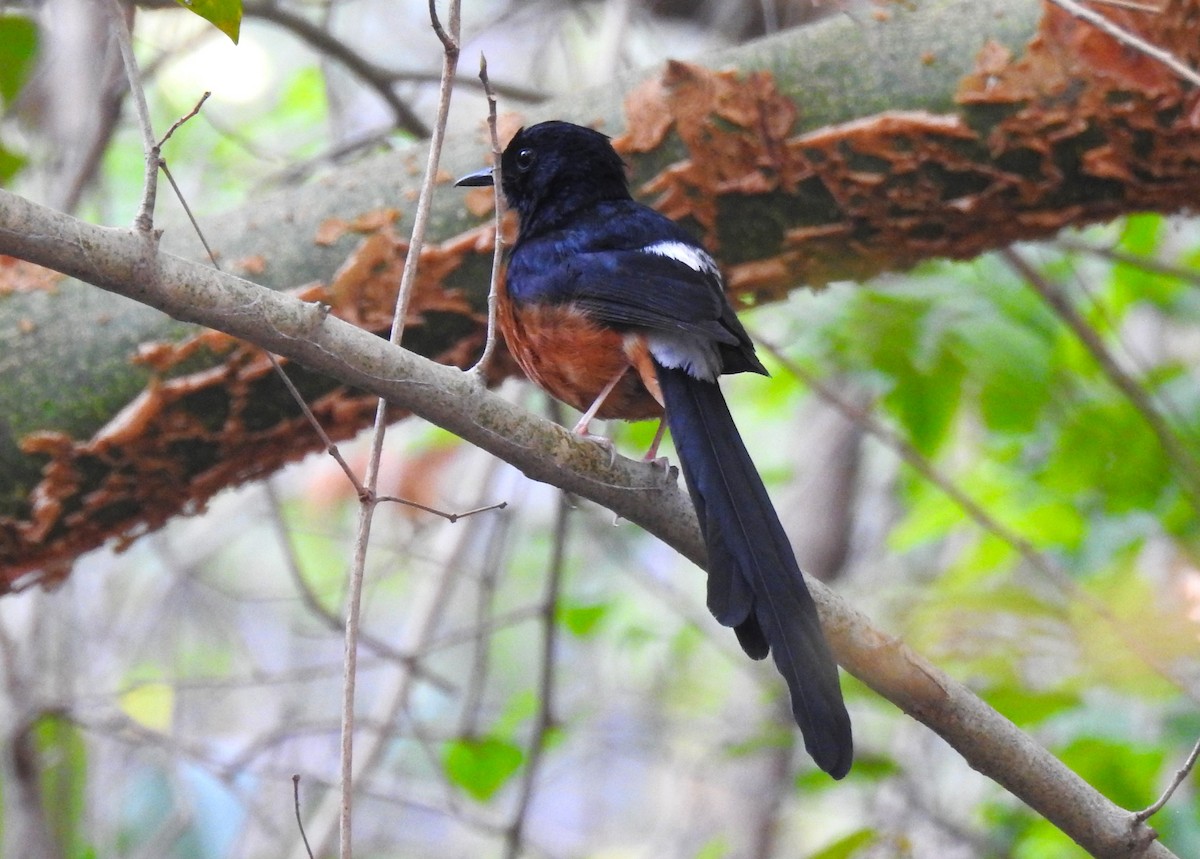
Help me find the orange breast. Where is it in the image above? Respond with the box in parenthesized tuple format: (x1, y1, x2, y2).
(498, 282, 662, 422)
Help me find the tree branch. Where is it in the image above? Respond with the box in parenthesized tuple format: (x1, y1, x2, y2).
(0, 187, 1176, 859)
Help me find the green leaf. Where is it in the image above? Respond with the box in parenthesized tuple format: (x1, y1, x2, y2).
(1011, 817, 1088, 859)
(809, 828, 878, 859)
(174, 0, 242, 44)
(0, 142, 26, 185)
(1059, 737, 1164, 809)
(119, 681, 175, 732)
(1071, 565, 1196, 697)
(33, 714, 91, 859)
(0, 16, 38, 104)
(1042, 398, 1170, 514)
(1118, 213, 1163, 256)
(959, 319, 1053, 434)
(883, 348, 964, 454)
(839, 289, 966, 454)
(796, 753, 898, 790)
(888, 481, 963, 551)
(982, 685, 1080, 726)
(558, 600, 609, 637)
(492, 690, 537, 736)
(694, 836, 731, 859)
(442, 736, 524, 802)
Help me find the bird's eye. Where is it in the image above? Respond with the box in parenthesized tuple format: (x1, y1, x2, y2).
(515, 148, 535, 172)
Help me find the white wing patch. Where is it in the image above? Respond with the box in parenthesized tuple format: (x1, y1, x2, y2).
(642, 240, 719, 276)
(640, 241, 723, 380)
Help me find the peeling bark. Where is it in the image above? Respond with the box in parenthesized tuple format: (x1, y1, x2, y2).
(2, 0, 1199, 582)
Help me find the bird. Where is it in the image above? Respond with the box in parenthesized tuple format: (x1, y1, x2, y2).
(456, 120, 853, 778)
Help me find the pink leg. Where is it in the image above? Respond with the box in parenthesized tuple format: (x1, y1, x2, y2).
(571, 369, 625, 436)
(643, 419, 669, 467)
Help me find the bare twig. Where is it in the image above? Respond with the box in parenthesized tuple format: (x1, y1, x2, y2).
(338, 488, 376, 859)
(1056, 237, 1200, 289)
(102, 0, 159, 231)
(158, 161, 222, 267)
(157, 91, 211, 149)
(1047, 0, 1200, 87)
(468, 53, 506, 379)
(292, 775, 316, 859)
(262, 480, 456, 690)
(375, 495, 507, 522)
(502, 488, 569, 859)
(391, 2, 460, 352)
(271, 354, 369, 496)
(337, 3, 462, 856)
(297, 459, 502, 859)
(1135, 734, 1200, 823)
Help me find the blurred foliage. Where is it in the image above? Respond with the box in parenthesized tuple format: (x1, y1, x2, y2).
(0, 14, 37, 184)
(33, 714, 94, 859)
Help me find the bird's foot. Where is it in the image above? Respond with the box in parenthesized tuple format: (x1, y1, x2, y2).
(643, 452, 671, 470)
(571, 421, 617, 467)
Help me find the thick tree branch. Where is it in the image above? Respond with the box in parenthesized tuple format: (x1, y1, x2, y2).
(0, 188, 1176, 859)
(5, 0, 1200, 576)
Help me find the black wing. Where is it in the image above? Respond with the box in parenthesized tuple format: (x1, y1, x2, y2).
(508, 210, 766, 376)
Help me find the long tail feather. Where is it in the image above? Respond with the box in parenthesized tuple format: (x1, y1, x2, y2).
(657, 364, 853, 778)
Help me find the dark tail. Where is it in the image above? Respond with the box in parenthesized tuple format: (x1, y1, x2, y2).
(657, 364, 853, 778)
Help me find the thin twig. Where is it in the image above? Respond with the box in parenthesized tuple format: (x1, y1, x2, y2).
(158, 161, 222, 268)
(262, 480, 455, 690)
(1135, 734, 1200, 822)
(502, 488, 569, 859)
(1047, 0, 1200, 88)
(1056, 237, 1200, 289)
(468, 53, 506, 380)
(337, 3, 461, 857)
(391, 3, 460, 352)
(1002, 247, 1200, 508)
(375, 496, 507, 523)
(458, 515, 505, 737)
(157, 91, 211, 149)
(292, 775, 316, 859)
(267, 351, 369, 498)
(102, 0, 159, 231)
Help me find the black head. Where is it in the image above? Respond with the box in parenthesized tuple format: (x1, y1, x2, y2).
(455, 120, 631, 235)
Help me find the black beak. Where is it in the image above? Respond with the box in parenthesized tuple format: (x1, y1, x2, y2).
(454, 167, 494, 187)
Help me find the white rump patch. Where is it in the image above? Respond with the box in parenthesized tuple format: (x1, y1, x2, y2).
(643, 240, 719, 276)
(648, 332, 721, 382)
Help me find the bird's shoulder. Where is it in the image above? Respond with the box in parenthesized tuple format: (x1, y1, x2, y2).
(507, 199, 718, 299)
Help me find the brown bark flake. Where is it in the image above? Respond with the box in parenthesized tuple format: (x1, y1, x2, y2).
(0, 221, 493, 589)
(0, 257, 65, 295)
(615, 4, 1200, 303)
